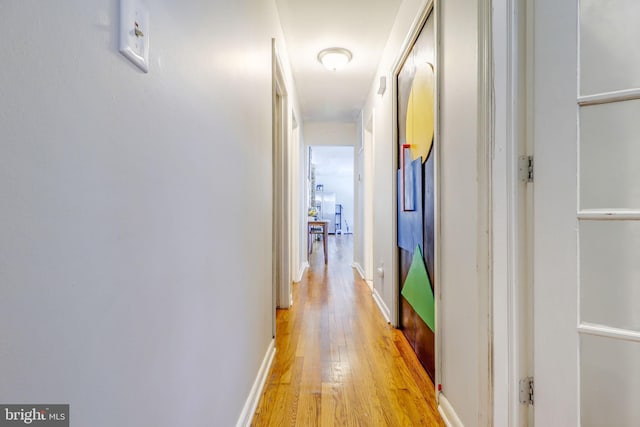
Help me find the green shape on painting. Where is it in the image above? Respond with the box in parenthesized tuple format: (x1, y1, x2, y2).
(401, 245, 435, 332)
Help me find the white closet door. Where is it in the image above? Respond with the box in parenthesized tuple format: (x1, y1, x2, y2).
(533, 0, 640, 425)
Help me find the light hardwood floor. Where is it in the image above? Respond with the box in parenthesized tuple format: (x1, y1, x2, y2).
(252, 234, 444, 426)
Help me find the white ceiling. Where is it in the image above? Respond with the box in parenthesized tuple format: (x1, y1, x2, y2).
(275, 0, 403, 122)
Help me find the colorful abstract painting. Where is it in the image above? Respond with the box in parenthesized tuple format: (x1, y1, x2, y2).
(397, 10, 436, 380)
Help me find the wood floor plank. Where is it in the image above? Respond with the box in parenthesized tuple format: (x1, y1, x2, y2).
(252, 235, 444, 427)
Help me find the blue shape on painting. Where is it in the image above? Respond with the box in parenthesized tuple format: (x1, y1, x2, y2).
(397, 157, 424, 253)
(403, 146, 416, 211)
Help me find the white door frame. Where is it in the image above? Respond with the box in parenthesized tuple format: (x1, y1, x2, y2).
(290, 114, 305, 289)
(492, 0, 533, 425)
(364, 114, 375, 286)
(355, 112, 375, 291)
(477, 0, 494, 424)
(272, 40, 291, 322)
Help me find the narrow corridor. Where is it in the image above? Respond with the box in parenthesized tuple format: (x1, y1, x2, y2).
(252, 235, 444, 426)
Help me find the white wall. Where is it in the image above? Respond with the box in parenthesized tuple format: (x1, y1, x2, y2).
(314, 170, 354, 235)
(0, 1, 299, 426)
(360, 0, 488, 425)
(303, 121, 357, 147)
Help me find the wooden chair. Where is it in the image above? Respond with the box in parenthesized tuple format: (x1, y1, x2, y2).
(307, 220, 328, 264)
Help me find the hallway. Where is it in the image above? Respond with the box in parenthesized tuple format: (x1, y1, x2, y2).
(252, 235, 444, 426)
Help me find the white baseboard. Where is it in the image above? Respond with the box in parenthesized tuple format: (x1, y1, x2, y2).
(438, 393, 464, 427)
(372, 288, 391, 324)
(366, 280, 373, 292)
(236, 339, 276, 427)
(352, 263, 374, 291)
(295, 262, 309, 283)
(352, 262, 365, 279)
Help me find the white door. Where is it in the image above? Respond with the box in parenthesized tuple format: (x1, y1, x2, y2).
(533, 0, 640, 425)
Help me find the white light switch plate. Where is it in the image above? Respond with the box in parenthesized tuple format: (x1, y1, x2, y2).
(119, 0, 149, 72)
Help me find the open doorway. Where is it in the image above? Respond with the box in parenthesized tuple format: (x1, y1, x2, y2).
(307, 146, 355, 238)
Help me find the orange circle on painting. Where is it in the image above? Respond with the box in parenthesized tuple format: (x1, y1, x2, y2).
(406, 62, 435, 163)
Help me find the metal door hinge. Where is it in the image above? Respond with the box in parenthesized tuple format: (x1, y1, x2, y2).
(519, 376, 534, 405)
(519, 155, 534, 183)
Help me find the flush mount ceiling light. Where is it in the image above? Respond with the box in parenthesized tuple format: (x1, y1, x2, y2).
(317, 47, 353, 71)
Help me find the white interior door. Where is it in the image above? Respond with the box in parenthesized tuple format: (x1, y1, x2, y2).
(533, 0, 640, 425)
